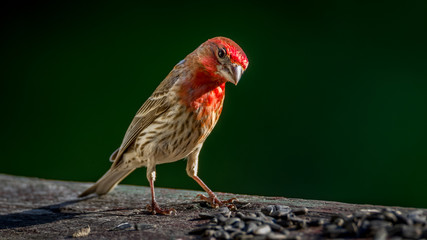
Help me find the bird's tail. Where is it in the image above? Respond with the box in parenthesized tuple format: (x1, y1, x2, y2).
(78, 167, 135, 197)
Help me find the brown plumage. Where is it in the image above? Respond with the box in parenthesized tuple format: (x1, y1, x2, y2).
(79, 37, 249, 214)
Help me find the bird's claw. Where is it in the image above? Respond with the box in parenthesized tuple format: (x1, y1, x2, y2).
(146, 203, 176, 215)
(196, 194, 237, 210)
(196, 194, 221, 208)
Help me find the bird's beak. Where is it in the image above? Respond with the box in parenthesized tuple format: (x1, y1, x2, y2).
(229, 64, 243, 85)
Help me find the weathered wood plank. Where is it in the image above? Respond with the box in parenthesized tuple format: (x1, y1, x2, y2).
(0, 174, 425, 239)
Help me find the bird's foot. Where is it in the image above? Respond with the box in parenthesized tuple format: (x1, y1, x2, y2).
(196, 194, 237, 210)
(146, 201, 176, 215)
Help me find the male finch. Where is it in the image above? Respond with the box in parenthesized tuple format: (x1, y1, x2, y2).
(79, 37, 249, 215)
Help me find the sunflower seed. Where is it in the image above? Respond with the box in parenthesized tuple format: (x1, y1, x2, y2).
(374, 227, 387, 240)
(261, 205, 275, 216)
(254, 224, 271, 235)
(226, 217, 241, 226)
(401, 225, 422, 239)
(245, 221, 258, 233)
(292, 208, 308, 216)
(267, 232, 288, 239)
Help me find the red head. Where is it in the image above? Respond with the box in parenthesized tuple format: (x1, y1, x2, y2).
(178, 37, 249, 113)
(196, 36, 249, 85)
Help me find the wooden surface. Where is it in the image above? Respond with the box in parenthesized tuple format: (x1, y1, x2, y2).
(0, 174, 424, 239)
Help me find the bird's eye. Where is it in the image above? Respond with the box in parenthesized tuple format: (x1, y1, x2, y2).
(218, 48, 227, 59)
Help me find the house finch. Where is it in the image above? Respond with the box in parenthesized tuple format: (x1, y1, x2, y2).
(79, 37, 249, 215)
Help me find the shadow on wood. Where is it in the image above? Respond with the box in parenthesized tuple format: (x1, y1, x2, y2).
(0, 198, 89, 229)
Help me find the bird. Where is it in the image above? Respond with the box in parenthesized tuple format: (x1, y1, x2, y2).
(79, 36, 249, 215)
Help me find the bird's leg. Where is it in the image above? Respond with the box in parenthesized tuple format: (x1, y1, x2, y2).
(186, 145, 236, 209)
(146, 163, 176, 215)
(192, 175, 236, 208)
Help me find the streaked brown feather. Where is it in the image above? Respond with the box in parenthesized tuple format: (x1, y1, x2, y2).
(110, 66, 185, 165)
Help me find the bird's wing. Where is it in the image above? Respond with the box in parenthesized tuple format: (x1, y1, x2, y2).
(110, 69, 183, 166)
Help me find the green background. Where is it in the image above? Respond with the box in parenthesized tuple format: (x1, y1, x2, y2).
(2, 1, 426, 208)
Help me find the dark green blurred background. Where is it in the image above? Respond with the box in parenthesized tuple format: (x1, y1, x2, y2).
(2, 1, 426, 208)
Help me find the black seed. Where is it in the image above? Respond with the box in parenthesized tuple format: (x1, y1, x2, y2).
(190, 205, 427, 239)
(265, 216, 276, 223)
(233, 220, 246, 230)
(325, 226, 349, 238)
(265, 222, 284, 232)
(277, 219, 293, 228)
(221, 230, 231, 239)
(373, 227, 387, 240)
(333, 217, 345, 227)
(289, 216, 307, 224)
(242, 216, 264, 223)
(285, 236, 302, 240)
(230, 230, 245, 239)
(368, 213, 385, 221)
(401, 225, 422, 239)
(324, 223, 337, 232)
(274, 205, 291, 211)
(395, 213, 413, 225)
(225, 217, 241, 226)
(308, 218, 325, 227)
(213, 229, 228, 239)
(204, 229, 216, 237)
(297, 220, 308, 230)
(272, 209, 292, 218)
(408, 209, 424, 218)
(344, 221, 358, 234)
(389, 223, 405, 236)
(223, 224, 236, 232)
(244, 221, 258, 233)
(219, 206, 231, 214)
(236, 234, 256, 240)
(111, 222, 132, 230)
(267, 232, 288, 239)
(330, 214, 345, 222)
(236, 212, 246, 218)
(215, 213, 228, 223)
(292, 207, 308, 215)
(261, 205, 275, 216)
(422, 228, 427, 238)
(408, 210, 426, 225)
(256, 211, 266, 218)
(383, 211, 398, 223)
(254, 224, 272, 235)
(369, 220, 393, 231)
